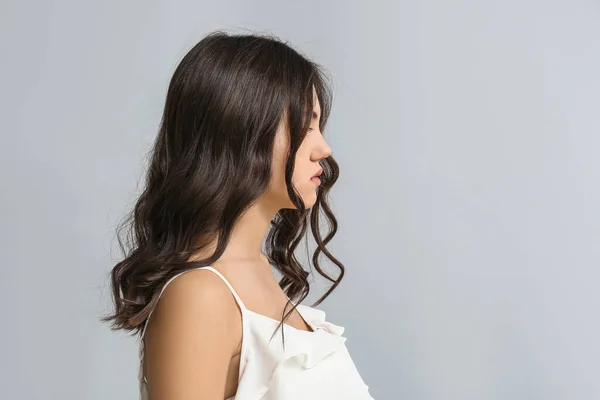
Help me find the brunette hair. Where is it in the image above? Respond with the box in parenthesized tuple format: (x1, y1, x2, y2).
(102, 30, 343, 344)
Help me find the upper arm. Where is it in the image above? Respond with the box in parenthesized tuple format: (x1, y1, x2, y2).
(143, 269, 242, 400)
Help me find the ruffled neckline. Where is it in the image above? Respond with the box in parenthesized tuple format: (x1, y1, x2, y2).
(244, 304, 345, 335)
(295, 304, 346, 336)
(236, 303, 352, 399)
(245, 303, 348, 369)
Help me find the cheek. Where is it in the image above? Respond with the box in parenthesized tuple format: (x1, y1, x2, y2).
(292, 164, 318, 204)
(292, 155, 310, 185)
(270, 157, 287, 194)
(293, 142, 312, 180)
(270, 131, 289, 189)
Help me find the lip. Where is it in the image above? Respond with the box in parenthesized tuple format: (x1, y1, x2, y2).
(312, 168, 323, 178)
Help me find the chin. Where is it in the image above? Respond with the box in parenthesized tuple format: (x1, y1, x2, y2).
(303, 191, 318, 209)
(284, 194, 316, 210)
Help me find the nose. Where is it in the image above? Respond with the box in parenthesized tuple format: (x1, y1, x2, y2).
(318, 135, 332, 159)
(315, 140, 332, 160)
(323, 143, 332, 158)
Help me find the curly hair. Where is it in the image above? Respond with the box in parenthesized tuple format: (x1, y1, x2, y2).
(102, 30, 344, 346)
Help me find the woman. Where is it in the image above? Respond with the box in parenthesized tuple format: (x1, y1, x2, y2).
(103, 30, 374, 399)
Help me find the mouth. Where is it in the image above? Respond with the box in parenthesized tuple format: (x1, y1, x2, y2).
(311, 168, 323, 185)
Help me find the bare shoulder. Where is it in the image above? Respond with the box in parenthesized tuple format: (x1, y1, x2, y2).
(143, 268, 242, 399)
(145, 268, 242, 344)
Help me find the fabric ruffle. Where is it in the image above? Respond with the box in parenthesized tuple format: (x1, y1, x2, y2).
(234, 304, 355, 399)
(277, 304, 348, 369)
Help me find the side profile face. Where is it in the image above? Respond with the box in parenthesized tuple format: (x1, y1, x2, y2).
(267, 87, 332, 210)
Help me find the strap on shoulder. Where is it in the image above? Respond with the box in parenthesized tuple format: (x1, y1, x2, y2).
(195, 266, 248, 312)
(139, 266, 246, 339)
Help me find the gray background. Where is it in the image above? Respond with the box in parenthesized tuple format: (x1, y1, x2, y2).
(1, 0, 599, 399)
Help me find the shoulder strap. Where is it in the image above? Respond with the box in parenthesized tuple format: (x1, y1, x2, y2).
(196, 266, 247, 312)
(139, 266, 246, 339)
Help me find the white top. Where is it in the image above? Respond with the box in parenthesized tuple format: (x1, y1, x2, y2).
(138, 266, 374, 399)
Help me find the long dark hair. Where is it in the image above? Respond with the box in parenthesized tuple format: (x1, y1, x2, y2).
(102, 30, 344, 344)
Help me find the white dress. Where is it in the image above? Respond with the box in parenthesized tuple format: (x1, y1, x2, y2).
(138, 266, 374, 399)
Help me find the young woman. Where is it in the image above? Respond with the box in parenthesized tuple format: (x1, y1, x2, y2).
(103, 30, 374, 400)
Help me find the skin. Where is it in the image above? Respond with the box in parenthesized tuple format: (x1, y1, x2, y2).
(143, 88, 332, 400)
